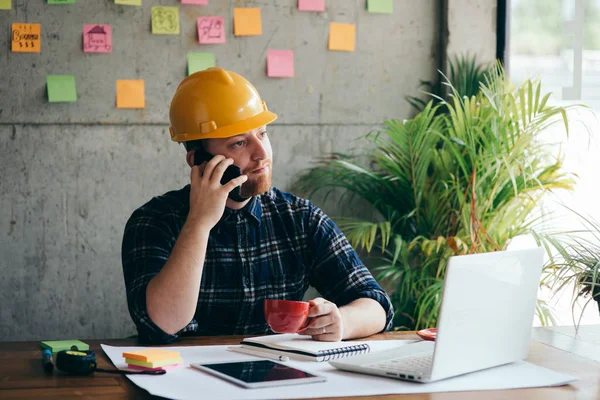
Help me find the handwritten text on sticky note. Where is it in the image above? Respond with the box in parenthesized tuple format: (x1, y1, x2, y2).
(328, 22, 355, 52)
(197, 16, 225, 44)
(152, 7, 180, 34)
(117, 80, 145, 109)
(267, 50, 294, 78)
(83, 24, 112, 53)
(12, 23, 41, 53)
(233, 8, 262, 36)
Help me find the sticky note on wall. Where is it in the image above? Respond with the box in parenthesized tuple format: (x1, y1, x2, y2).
(298, 0, 325, 12)
(115, 0, 141, 6)
(182, 0, 208, 4)
(116, 80, 145, 109)
(267, 50, 294, 78)
(0, 0, 11, 8)
(48, 0, 76, 4)
(367, 0, 394, 14)
(152, 6, 180, 35)
(47, 75, 77, 103)
(188, 52, 215, 75)
(83, 24, 112, 53)
(12, 23, 41, 53)
(197, 16, 225, 44)
(328, 22, 355, 52)
(233, 8, 262, 36)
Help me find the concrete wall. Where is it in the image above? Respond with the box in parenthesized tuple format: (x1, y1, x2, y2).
(447, 0, 497, 64)
(0, 0, 496, 341)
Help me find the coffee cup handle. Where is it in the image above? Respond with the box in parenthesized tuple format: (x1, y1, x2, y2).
(296, 317, 314, 333)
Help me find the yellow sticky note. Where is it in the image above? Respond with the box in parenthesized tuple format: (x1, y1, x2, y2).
(0, 0, 12, 10)
(152, 6, 180, 35)
(328, 22, 355, 52)
(123, 349, 181, 362)
(233, 8, 262, 36)
(116, 80, 145, 109)
(115, 0, 141, 5)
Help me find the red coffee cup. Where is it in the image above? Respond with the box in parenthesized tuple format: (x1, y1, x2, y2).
(264, 299, 314, 334)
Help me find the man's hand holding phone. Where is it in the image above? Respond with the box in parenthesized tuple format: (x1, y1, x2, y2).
(189, 154, 248, 231)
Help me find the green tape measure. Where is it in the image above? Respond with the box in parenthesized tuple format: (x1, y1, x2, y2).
(55, 348, 165, 376)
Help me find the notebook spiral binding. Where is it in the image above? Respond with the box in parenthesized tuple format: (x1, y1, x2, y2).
(320, 343, 371, 361)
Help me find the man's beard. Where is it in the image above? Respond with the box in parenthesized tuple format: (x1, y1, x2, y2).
(239, 163, 272, 197)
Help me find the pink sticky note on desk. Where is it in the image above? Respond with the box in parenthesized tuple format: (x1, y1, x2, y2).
(83, 24, 112, 53)
(197, 16, 225, 44)
(267, 50, 294, 78)
(181, 0, 208, 4)
(298, 0, 325, 12)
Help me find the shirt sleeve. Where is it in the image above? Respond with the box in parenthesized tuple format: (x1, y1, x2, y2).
(121, 211, 198, 344)
(306, 203, 394, 332)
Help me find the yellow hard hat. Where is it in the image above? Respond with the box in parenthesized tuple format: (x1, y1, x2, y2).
(169, 67, 277, 142)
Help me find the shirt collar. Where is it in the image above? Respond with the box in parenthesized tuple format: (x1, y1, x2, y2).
(215, 195, 262, 230)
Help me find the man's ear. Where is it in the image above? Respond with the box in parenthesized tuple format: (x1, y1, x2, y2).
(185, 150, 195, 168)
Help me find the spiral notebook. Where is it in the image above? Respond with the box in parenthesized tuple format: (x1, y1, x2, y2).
(239, 334, 370, 362)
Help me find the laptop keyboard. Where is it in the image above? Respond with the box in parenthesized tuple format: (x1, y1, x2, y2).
(364, 353, 433, 379)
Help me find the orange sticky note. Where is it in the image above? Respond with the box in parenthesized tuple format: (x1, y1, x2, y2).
(116, 80, 145, 109)
(122, 349, 181, 362)
(328, 22, 355, 52)
(233, 8, 262, 36)
(12, 23, 41, 53)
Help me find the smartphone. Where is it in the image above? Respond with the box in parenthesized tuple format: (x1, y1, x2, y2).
(193, 150, 248, 202)
(190, 360, 327, 389)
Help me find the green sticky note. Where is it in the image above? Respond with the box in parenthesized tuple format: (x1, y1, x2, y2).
(0, 0, 11, 10)
(367, 0, 394, 14)
(187, 52, 215, 75)
(152, 6, 180, 35)
(47, 75, 77, 103)
(48, 0, 76, 4)
(40, 340, 89, 353)
(115, 0, 141, 6)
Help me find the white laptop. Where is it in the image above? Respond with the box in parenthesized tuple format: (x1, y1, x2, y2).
(330, 247, 545, 383)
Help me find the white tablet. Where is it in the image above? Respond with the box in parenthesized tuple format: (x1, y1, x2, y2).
(190, 359, 327, 389)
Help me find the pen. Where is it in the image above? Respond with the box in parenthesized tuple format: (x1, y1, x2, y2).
(228, 347, 290, 362)
(42, 349, 54, 373)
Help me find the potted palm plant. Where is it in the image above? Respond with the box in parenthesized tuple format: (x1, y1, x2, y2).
(296, 61, 577, 330)
(537, 211, 600, 322)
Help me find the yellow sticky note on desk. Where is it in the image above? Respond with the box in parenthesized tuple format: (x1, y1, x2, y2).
(12, 23, 41, 53)
(233, 8, 262, 36)
(116, 80, 145, 109)
(152, 6, 180, 35)
(123, 349, 181, 362)
(0, 0, 12, 10)
(328, 22, 356, 52)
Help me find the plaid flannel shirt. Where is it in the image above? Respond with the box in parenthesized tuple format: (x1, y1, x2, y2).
(121, 185, 394, 344)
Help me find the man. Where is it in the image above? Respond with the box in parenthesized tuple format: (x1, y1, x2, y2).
(122, 67, 394, 345)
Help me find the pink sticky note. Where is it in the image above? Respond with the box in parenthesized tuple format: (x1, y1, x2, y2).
(298, 0, 325, 12)
(197, 16, 225, 44)
(181, 0, 208, 4)
(267, 50, 294, 78)
(83, 24, 112, 53)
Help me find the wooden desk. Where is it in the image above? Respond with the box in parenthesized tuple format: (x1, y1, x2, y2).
(1, 331, 599, 400)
